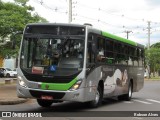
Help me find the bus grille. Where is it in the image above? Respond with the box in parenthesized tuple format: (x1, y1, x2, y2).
(29, 90, 65, 99)
(25, 75, 74, 83)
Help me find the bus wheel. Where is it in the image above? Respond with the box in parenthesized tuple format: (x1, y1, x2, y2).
(118, 81, 133, 101)
(88, 85, 102, 108)
(37, 99, 53, 107)
(125, 81, 133, 101)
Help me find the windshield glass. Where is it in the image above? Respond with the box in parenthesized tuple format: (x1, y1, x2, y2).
(20, 36, 84, 75)
(6, 68, 12, 71)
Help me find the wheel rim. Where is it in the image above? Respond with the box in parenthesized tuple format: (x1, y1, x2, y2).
(7, 74, 10, 77)
(95, 89, 100, 104)
(129, 85, 132, 98)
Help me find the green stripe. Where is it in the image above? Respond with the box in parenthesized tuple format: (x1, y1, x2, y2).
(102, 31, 137, 46)
(41, 78, 77, 91)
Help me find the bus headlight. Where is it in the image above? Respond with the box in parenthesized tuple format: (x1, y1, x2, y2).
(70, 80, 82, 91)
(18, 76, 27, 88)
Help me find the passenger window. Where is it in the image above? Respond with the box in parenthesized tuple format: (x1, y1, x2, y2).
(97, 37, 105, 62)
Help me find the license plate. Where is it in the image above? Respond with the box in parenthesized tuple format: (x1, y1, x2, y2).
(41, 95, 53, 100)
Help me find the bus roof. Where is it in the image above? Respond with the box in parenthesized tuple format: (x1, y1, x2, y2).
(101, 31, 136, 46)
(83, 24, 144, 48)
(26, 23, 86, 28)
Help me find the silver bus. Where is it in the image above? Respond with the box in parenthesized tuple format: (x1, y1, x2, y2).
(17, 23, 144, 107)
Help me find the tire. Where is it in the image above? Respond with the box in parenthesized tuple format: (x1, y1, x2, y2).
(124, 81, 133, 101)
(6, 73, 10, 78)
(118, 81, 133, 101)
(88, 85, 103, 108)
(37, 99, 53, 107)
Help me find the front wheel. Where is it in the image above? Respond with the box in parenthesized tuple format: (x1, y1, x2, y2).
(37, 99, 53, 107)
(6, 73, 10, 78)
(87, 85, 103, 108)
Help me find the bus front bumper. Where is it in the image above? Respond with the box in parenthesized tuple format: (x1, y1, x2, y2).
(17, 85, 96, 102)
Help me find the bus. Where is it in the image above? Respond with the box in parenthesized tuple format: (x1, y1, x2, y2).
(17, 23, 144, 108)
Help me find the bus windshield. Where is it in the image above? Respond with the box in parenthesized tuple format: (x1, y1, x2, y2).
(20, 36, 84, 76)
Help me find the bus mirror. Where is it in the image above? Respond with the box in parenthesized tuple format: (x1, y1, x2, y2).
(88, 34, 95, 41)
(12, 39, 16, 49)
(11, 31, 23, 49)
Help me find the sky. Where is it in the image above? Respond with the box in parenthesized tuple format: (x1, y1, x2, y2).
(3, 0, 160, 46)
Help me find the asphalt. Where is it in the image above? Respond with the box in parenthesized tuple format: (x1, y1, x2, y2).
(0, 79, 28, 105)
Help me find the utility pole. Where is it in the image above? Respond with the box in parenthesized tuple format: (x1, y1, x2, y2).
(147, 21, 151, 79)
(40, 0, 43, 5)
(68, 0, 72, 23)
(147, 21, 151, 50)
(124, 30, 132, 39)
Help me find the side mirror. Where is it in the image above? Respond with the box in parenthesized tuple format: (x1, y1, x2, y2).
(11, 31, 23, 49)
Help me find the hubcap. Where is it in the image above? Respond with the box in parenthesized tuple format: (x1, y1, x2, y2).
(129, 86, 132, 98)
(95, 90, 100, 104)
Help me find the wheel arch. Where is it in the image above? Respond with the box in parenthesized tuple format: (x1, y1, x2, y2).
(98, 80, 104, 97)
(130, 79, 133, 89)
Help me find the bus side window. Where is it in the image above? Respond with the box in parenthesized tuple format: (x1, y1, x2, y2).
(97, 37, 105, 62)
(88, 42, 95, 63)
(87, 34, 96, 64)
(105, 39, 114, 64)
(138, 48, 144, 67)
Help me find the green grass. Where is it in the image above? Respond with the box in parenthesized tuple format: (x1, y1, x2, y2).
(145, 76, 160, 80)
(150, 77, 160, 80)
(0, 82, 4, 86)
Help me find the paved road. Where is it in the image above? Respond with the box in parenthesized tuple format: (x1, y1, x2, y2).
(0, 78, 16, 84)
(0, 80, 160, 120)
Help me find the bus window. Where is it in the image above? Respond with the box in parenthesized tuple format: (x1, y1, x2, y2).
(138, 48, 144, 66)
(97, 37, 105, 62)
(133, 57, 138, 66)
(87, 34, 96, 64)
(106, 39, 113, 52)
(87, 42, 95, 64)
(128, 57, 133, 66)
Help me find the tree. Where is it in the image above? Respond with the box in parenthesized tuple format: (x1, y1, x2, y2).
(14, 0, 29, 6)
(0, 0, 47, 58)
(150, 42, 160, 48)
(145, 45, 160, 77)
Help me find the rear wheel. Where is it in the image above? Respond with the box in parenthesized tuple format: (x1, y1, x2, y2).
(118, 81, 133, 101)
(88, 85, 103, 108)
(37, 99, 53, 107)
(124, 82, 133, 101)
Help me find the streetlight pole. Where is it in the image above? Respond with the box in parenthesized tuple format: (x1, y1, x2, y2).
(124, 30, 132, 39)
(147, 21, 151, 50)
(68, 0, 72, 23)
(147, 21, 151, 78)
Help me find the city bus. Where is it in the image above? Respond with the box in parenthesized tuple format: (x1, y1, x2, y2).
(17, 23, 144, 107)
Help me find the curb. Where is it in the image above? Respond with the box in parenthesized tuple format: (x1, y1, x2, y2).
(144, 79, 160, 81)
(0, 98, 28, 105)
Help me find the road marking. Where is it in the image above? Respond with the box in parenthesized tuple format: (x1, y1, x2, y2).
(132, 117, 143, 120)
(133, 100, 152, 104)
(123, 101, 134, 104)
(146, 99, 160, 104)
